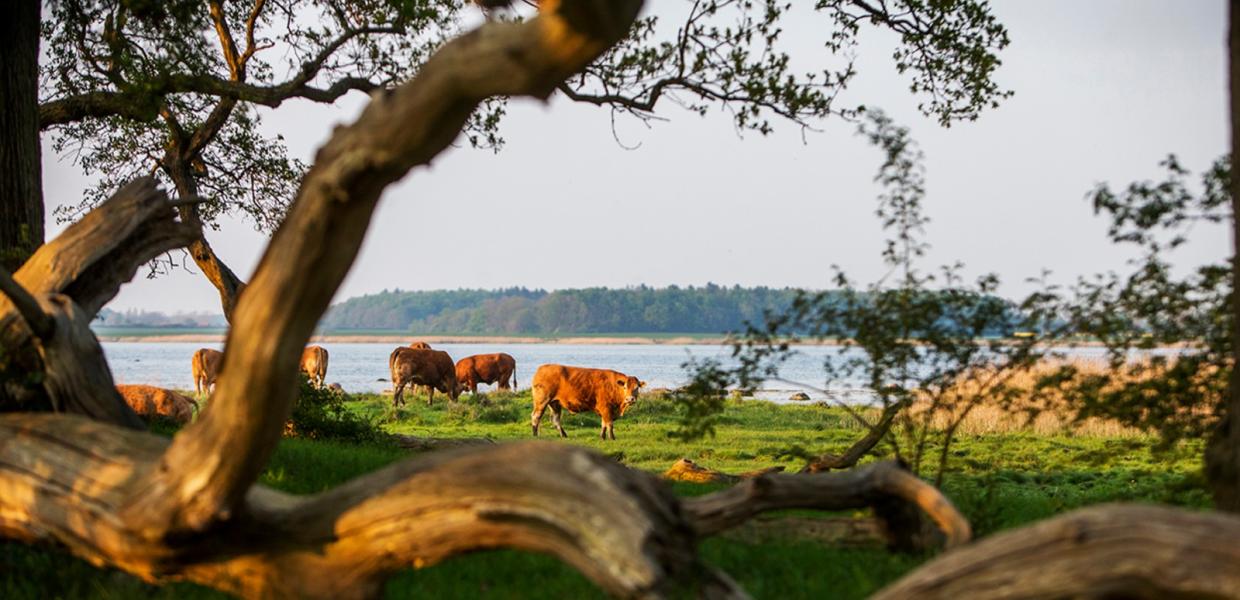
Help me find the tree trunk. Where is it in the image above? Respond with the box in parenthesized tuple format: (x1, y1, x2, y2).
(167, 158, 248, 322)
(0, 0, 43, 272)
(1207, 0, 1240, 513)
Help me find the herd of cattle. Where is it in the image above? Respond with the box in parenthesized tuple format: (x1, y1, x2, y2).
(117, 341, 647, 440)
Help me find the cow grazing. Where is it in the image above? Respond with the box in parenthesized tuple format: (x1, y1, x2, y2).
(389, 347, 460, 406)
(300, 345, 329, 388)
(191, 348, 223, 395)
(116, 384, 198, 425)
(406, 342, 433, 394)
(455, 353, 517, 394)
(530, 364, 645, 440)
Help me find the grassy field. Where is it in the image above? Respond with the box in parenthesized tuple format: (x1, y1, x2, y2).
(1, 391, 1210, 599)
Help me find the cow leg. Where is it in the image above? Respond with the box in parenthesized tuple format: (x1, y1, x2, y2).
(427, 387, 435, 406)
(393, 379, 405, 407)
(550, 402, 567, 438)
(608, 423, 616, 440)
(531, 402, 547, 436)
(599, 420, 608, 440)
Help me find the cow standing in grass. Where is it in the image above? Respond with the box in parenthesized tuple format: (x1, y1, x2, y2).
(389, 347, 460, 406)
(530, 364, 645, 440)
(456, 353, 517, 393)
(191, 348, 223, 396)
(300, 346, 329, 388)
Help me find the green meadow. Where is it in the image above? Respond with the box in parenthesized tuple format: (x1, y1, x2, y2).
(2, 391, 1209, 599)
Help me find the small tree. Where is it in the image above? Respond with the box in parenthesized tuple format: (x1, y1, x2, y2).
(677, 110, 1045, 485)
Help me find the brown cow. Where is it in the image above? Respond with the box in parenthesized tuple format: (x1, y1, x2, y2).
(531, 364, 645, 440)
(191, 348, 223, 395)
(389, 347, 460, 406)
(406, 342, 433, 394)
(300, 345, 329, 388)
(116, 384, 198, 425)
(455, 353, 517, 394)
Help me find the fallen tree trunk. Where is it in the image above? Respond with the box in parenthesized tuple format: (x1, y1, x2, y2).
(871, 503, 1240, 599)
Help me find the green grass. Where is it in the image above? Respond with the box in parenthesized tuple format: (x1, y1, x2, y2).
(2, 392, 1209, 599)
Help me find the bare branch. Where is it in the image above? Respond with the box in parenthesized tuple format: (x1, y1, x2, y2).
(684, 460, 971, 550)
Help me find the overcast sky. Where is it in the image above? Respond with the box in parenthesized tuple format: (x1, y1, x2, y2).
(40, 1, 1230, 315)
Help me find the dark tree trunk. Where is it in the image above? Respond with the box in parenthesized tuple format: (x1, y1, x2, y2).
(1207, 0, 1240, 513)
(166, 158, 247, 322)
(0, 0, 44, 272)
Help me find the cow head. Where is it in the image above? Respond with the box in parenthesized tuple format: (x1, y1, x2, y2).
(617, 375, 643, 415)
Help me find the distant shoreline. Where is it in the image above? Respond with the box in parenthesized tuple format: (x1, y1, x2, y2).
(94, 332, 742, 345)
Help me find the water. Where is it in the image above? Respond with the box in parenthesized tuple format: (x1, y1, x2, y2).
(102, 341, 1154, 404)
(101, 341, 872, 403)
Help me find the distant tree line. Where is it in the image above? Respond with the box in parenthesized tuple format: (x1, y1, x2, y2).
(95, 308, 228, 328)
(320, 285, 1019, 336)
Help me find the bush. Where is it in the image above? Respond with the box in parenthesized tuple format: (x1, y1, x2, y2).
(286, 376, 384, 443)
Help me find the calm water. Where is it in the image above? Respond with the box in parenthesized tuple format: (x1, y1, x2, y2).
(102, 342, 1138, 404)
(101, 342, 881, 403)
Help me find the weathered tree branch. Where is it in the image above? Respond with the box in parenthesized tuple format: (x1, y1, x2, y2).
(870, 504, 1240, 599)
(684, 460, 971, 551)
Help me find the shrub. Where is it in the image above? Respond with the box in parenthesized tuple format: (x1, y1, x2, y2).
(286, 376, 384, 443)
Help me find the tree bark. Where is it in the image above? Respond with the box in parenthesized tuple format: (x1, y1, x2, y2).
(870, 504, 1240, 599)
(0, 178, 199, 423)
(167, 158, 248, 322)
(683, 460, 971, 552)
(0, 0, 43, 272)
(1207, 0, 1240, 513)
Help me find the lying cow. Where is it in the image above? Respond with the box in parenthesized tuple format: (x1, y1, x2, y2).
(455, 353, 517, 394)
(389, 347, 460, 406)
(531, 364, 645, 440)
(191, 348, 223, 395)
(300, 345, 329, 388)
(116, 384, 198, 425)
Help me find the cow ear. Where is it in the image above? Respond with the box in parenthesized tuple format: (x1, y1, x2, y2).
(639, 380, 647, 388)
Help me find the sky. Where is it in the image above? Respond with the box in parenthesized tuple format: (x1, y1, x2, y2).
(40, 0, 1231, 315)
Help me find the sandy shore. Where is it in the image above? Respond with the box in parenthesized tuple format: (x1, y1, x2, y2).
(95, 333, 738, 345)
